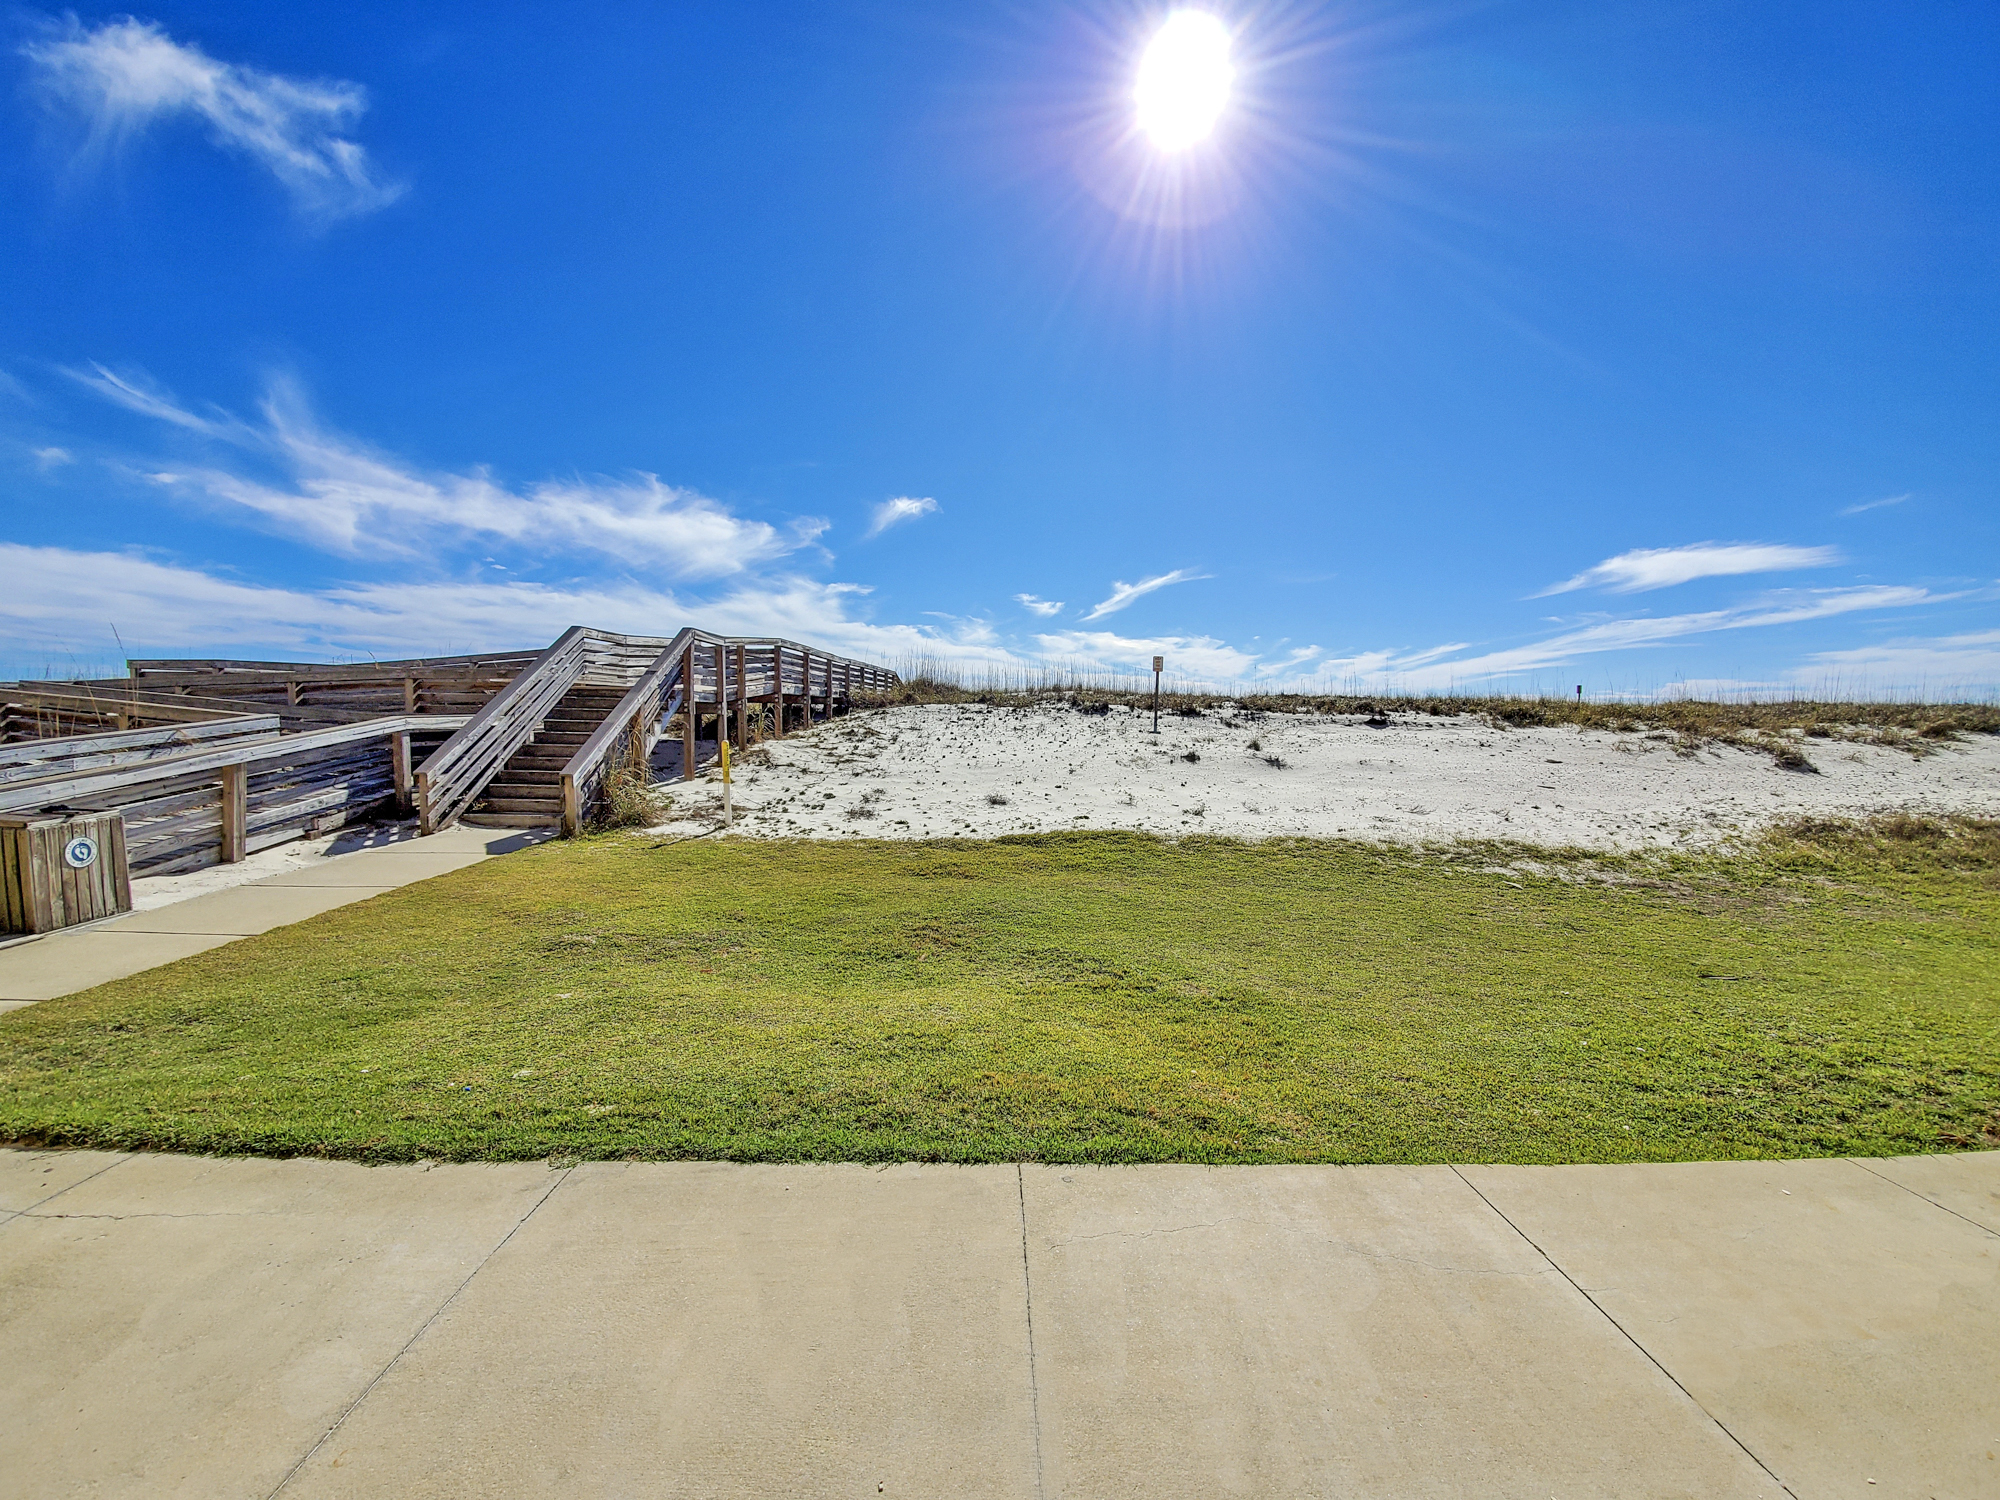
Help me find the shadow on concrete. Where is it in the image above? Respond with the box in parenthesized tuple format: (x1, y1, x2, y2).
(324, 820, 425, 855)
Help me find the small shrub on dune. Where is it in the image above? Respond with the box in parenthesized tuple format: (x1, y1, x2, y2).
(1771, 744, 1820, 774)
(597, 766, 667, 830)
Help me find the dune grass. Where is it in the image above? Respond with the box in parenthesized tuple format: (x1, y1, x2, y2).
(863, 677, 2000, 763)
(1, 826, 1995, 1165)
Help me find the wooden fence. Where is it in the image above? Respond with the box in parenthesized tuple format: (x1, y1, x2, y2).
(0, 717, 281, 787)
(0, 716, 462, 876)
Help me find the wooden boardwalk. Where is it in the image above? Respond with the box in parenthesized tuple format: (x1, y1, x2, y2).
(0, 627, 897, 890)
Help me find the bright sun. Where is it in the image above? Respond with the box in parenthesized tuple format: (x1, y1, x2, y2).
(1134, 11, 1234, 152)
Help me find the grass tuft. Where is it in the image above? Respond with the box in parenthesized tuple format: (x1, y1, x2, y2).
(595, 766, 667, 830)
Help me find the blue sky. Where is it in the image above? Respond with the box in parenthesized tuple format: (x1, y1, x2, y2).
(2, 1, 1996, 695)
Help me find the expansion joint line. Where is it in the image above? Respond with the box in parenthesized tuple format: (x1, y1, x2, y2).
(265, 1165, 577, 1499)
(1016, 1164, 1048, 1500)
(4, 1153, 132, 1224)
(1448, 1166, 1798, 1500)
(1845, 1157, 2000, 1238)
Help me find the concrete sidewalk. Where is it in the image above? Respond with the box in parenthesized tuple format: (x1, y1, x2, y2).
(0, 825, 548, 1008)
(1, 1149, 1993, 1499)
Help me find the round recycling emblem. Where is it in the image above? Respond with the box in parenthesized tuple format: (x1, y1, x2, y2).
(62, 835, 98, 870)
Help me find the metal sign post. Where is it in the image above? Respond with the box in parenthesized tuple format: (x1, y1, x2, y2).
(1152, 655, 1163, 733)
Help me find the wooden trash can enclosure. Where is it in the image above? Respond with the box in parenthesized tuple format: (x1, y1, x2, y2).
(1, 811, 132, 934)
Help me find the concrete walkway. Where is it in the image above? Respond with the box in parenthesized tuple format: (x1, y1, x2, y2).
(1, 1149, 1993, 1499)
(0, 825, 547, 1008)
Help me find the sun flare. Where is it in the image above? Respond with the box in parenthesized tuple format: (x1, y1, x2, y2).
(1134, 11, 1234, 152)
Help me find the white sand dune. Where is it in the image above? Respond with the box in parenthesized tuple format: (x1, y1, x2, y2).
(663, 702, 2000, 850)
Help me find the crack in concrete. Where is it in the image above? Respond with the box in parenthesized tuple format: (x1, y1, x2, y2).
(22, 1210, 284, 1222)
(1331, 1241, 1553, 1277)
(0, 1155, 133, 1231)
(1043, 1217, 1238, 1250)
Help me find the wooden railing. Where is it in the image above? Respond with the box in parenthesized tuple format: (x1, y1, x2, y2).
(0, 716, 280, 787)
(413, 626, 593, 833)
(556, 632, 898, 834)
(0, 714, 463, 875)
(559, 629, 695, 835)
(5, 625, 901, 851)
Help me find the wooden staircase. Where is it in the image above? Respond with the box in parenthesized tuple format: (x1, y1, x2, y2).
(461, 683, 630, 828)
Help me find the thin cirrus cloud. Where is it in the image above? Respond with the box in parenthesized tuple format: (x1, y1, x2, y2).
(1014, 593, 1063, 617)
(1841, 493, 1911, 516)
(1536, 542, 1841, 596)
(21, 15, 402, 223)
(864, 495, 938, 537)
(1080, 568, 1208, 620)
(72, 364, 823, 579)
(1321, 585, 1948, 693)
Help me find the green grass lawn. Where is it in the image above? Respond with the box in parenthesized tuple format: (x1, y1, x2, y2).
(2, 829, 1996, 1164)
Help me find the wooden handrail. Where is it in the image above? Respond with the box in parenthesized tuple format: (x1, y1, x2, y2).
(557, 629, 700, 835)
(0, 716, 281, 785)
(0, 714, 465, 814)
(554, 629, 897, 833)
(414, 625, 592, 832)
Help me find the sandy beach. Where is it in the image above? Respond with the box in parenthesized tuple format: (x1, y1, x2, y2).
(663, 701, 2000, 849)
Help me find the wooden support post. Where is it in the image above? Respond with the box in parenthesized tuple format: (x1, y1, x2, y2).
(220, 763, 247, 863)
(390, 731, 413, 814)
(802, 653, 815, 726)
(285, 680, 299, 707)
(403, 676, 417, 713)
(681, 646, 696, 780)
(714, 640, 728, 747)
(734, 644, 748, 745)
(775, 648, 789, 738)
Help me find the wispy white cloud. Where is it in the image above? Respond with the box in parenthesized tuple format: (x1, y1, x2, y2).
(1014, 593, 1063, 617)
(1538, 542, 1840, 596)
(22, 16, 402, 222)
(1, 543, 1978, 695)
(1310, 586, 1953, 692)
(1034, 629, 1258, 681)
(75, 369, 820, 579)
(1080, 568, 1208, 621)
(864, 495, 937, 537)
(67, 362, 248, 438)
(1840, 493, 1911, 516)
(31, 446, 73, 470)
(0, 543, 1015, 676)
(1252, 645, 1323, 678)
(1792, 629, 2000, 689)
